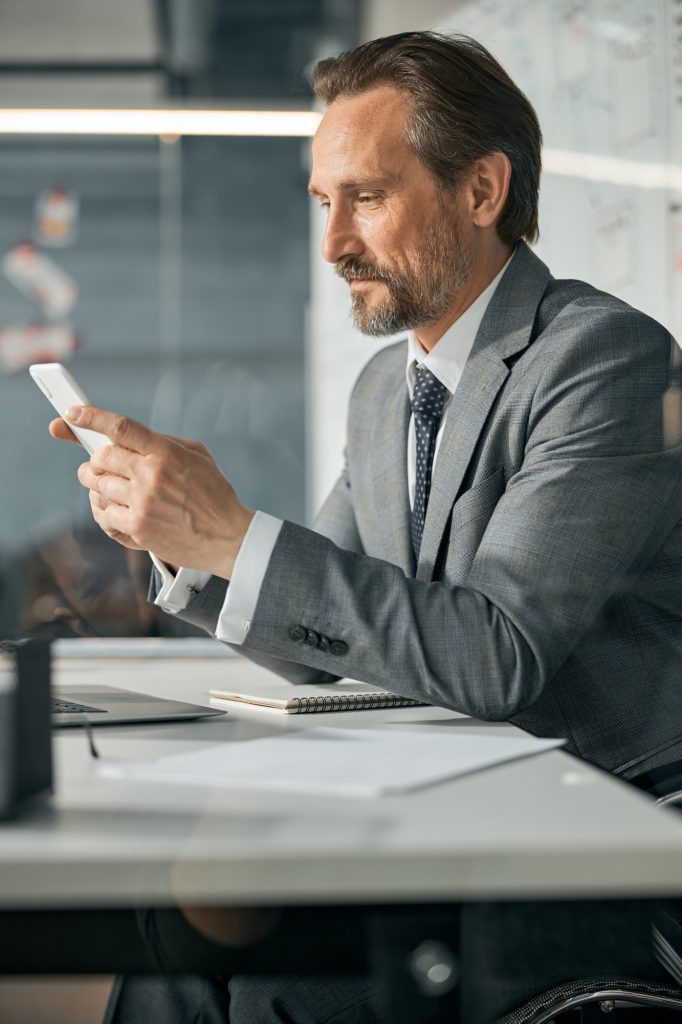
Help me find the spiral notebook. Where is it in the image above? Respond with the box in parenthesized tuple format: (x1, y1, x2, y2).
(208, 681, 427, 714)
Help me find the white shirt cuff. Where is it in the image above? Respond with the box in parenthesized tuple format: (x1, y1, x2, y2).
(151, 554, 212, 615)
(215, 511, 283, 645)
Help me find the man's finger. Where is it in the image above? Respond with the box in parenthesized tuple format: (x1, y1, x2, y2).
(79, 461, 112, 492)
(89, 488, 124, 516)
(84, 468, 130, 507)
(89, 490, 108, 512)
(66, 406, 163, 456)
(91, 498, 143, 550)
(49, 417, 81, 445)
(89, 442, 138, 479)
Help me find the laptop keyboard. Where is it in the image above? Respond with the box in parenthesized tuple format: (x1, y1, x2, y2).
(51, 697, 107, 715)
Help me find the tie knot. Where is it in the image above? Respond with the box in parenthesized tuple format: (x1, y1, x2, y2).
(411, 365, 447, 420)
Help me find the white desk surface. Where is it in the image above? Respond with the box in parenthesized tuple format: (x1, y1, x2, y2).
(2, 653, 682, 909)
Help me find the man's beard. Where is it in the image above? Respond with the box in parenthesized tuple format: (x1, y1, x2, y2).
(335, 201, 473, 337)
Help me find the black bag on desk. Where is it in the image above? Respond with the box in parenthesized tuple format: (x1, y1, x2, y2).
(0, 639, 52, 820)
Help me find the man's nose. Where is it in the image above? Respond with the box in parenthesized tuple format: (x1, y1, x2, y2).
(321, 207, 363, 264)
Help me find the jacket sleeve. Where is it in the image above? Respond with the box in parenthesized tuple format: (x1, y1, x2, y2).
(240, 312, 682, 719)
(151, 464, 366, 686)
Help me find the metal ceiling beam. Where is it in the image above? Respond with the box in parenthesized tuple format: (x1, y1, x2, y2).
(0, 62, 164, 75)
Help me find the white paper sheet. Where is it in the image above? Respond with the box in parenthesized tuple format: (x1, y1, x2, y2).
(99, 728, 564, 798)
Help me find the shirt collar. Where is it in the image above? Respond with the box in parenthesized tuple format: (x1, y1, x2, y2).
(406, 254, 513, 397)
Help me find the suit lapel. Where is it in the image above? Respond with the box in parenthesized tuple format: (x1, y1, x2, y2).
(371, 372, 415, 575)
(416, 243, 552, 581)
(416, 351, 508, 580)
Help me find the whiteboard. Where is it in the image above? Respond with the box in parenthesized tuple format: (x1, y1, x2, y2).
(444, 0, 680, 338)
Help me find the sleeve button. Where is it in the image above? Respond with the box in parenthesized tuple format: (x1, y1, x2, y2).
(304, 629, 320, 646)
(288, 625, 306, 643)
(329, 640, 348, 656)
(317, 635, 330, 652)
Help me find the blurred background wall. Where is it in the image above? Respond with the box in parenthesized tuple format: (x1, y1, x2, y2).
(0, 0, 359, 639)
(0, 0, 679, 639)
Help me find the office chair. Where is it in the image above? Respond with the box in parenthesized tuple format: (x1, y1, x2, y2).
(496, 977, 682, 1023)
(496, 767, 682, 1023)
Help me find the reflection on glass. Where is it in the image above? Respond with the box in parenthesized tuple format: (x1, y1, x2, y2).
(0, 133, 307, 639)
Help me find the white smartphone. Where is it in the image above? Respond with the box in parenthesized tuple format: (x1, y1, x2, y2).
(29, 362, 110, 455)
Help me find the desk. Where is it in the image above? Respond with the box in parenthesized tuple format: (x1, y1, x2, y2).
(2, 654, 682, 908)
(3, 654, 682, 1021)
(3, 655, 679, 905)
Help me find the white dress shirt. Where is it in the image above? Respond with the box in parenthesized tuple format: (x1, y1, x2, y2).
(153, 255, 512, 643)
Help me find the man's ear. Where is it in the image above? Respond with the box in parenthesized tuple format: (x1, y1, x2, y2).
(468, 152, 512, 229)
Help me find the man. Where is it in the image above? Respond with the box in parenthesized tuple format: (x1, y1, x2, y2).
(51, 31, 682, 1024)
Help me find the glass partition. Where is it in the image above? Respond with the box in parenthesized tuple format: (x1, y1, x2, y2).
(0, 130, 309, 638)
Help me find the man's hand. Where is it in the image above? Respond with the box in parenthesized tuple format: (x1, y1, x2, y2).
(49, 406, 254, 580)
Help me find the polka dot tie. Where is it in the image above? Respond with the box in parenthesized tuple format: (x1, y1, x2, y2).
(410, 364, 448, 559)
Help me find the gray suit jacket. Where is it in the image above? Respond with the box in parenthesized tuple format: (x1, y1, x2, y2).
(170, 242, 682, 778)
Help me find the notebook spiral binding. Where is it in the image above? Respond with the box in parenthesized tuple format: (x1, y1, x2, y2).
(287, 693, 425, 713)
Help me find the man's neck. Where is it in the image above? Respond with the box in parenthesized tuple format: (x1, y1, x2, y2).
(414, 242, 514, 353)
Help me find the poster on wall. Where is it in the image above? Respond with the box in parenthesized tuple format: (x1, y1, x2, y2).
(0, 323, 78, 375)
(33, 187, 79, 248)
(1, 242, 78, 319)
(445, 0, 669, 330)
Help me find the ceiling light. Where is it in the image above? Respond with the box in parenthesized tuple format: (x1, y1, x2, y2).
(543, 148, 682, 191)
(0, 108, 322, 137)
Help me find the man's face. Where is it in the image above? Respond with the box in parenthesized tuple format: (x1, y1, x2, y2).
(309, 85, 473, 337)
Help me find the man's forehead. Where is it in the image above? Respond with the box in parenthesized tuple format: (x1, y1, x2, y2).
(315, 85, 409, 145)
(310, 85, 413, 189)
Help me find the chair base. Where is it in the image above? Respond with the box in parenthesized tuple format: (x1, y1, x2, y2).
(498, 976, 682, 1024)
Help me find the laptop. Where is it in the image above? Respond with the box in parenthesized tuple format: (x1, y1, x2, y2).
(52, 685, 226, 728)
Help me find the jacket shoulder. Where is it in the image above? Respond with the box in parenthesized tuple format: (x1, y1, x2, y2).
(348, 339, 407, 406)
(537, 277, 672, 346)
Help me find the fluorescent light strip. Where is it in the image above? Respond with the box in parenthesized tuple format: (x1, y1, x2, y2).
(0, 113, 677, 188)
(543, 148, 682, 192)
(0, 108, 322, 137)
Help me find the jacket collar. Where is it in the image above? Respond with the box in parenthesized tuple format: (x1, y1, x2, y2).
(370, 242, 552, 579)
(416, 242, 552, 579)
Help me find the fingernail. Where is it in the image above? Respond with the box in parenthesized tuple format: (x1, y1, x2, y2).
(66, 406, 83, 423)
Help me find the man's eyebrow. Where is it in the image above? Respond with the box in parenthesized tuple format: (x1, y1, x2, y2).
(307, 177, 396, 197)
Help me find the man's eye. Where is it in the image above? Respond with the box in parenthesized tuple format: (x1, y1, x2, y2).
(357, 194, 378, 204)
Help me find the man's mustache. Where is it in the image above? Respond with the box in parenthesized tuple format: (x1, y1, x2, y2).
(335, 259, 393, 286)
